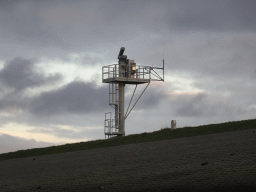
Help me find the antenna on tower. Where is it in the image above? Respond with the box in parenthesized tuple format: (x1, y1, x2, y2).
(102, 47, 164, 139)
(163, 58, 164, 82)
(163, 44, 165, 82)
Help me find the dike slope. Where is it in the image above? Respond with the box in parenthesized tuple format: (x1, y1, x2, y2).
(0, 129, 256, 191)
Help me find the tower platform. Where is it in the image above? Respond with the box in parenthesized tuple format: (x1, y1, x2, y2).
(102, 63, 152, 85)
(103, 77, 150, 84)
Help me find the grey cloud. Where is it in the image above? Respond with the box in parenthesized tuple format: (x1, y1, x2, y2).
(165, 32, 256, 85)
(59, 53, 106, 67)
(125, 83, 167, 111)
(2, 0, 254, 66)
(0, 82, 166, 130)
(0, 0, 23, 12)
(1, 0, 255, 54)
(210, 37, 256, 78)
(175, 92, 209, 117)
(0, 0, 66, 48)
(171, 0, 256, 32)
(29, 81, 109, 116)
(0, 57, 62, 113)
(1, 0, 154, 60)
(0, 57, 62, 92)
(28, 128, 53, 134)
(166, 92, 253, 118)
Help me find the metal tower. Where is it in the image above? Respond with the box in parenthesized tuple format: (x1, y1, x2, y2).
(102, 47, 164, 139)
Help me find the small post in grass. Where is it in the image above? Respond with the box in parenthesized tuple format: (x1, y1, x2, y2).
(171, 120, 176, 129)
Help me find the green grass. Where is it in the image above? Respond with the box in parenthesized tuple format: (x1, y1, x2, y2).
(0, 118, 256, 161)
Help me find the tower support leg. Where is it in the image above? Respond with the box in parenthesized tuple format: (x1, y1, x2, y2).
(118, 83, 125, 136)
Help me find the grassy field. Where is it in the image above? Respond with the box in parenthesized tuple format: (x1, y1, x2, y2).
(1, 118, 256, 161)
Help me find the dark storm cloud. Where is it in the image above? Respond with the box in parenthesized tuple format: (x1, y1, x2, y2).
(29, 81, 109, 116)
(0, 57, 62, 92)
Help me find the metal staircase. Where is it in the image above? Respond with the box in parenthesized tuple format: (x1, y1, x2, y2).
(105, 83, 119, 139)
(109, 83, 119, 109)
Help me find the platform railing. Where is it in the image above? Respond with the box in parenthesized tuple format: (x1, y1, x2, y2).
(102, 64, 151, 81)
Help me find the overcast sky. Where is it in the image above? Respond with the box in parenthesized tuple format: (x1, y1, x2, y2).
(0, 0, 255, 154)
